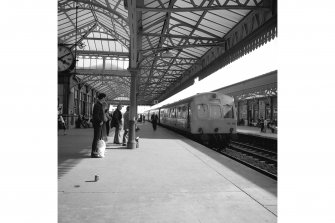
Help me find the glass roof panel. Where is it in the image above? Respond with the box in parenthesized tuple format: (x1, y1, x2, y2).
(210, 9, 246, 22)
(198, 24, 225, 37)
(145, 22, 165, 33)
(171, 13, 198, 27)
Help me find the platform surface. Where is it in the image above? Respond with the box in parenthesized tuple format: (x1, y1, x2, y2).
(58, 123, 277, 223)
(237, 125, 277, 139)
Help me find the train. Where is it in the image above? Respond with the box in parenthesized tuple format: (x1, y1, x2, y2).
(143, 92, 237, 149)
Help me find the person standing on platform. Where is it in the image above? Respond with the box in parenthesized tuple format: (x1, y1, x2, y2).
(58, 112, 67, 135)
(91, 93, 106, 158)
(143, 115, 145, 123)
(105, 108, 111, 136)
(122, 106, 130, 146)
(263, 118, 268, 133)
(260, 117, 265, 133)
(100, 103, 109, 141)
(151, 114, 158, 130)
(111, 104, 122, 144)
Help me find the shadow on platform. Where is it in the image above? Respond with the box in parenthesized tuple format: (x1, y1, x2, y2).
(58, 128, 93, 179)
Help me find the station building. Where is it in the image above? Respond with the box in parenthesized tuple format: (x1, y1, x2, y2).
(215, 70, 277, 126)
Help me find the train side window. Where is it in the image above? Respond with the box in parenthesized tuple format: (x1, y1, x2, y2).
(188, 105, 192, 119)
(181, 105, 187, 119)
(197, 104, 209, 119)
(170, 108, 176, 118)
(177, 106, 181, 118)
(210, 104, 222, 119)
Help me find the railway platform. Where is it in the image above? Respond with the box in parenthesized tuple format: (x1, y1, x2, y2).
(59, 122, 277, 223)
(237, 125, 277, 139)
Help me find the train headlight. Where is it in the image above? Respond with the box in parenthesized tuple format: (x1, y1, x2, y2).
(214, 128, 219, 133)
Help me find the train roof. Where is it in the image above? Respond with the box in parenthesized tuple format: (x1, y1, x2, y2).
(160, 92, 226, 108)
(144, 92, 233, 112)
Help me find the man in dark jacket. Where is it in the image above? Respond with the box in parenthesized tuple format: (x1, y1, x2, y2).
(91, 93, 106, 158)
(111, 104, 122, 144)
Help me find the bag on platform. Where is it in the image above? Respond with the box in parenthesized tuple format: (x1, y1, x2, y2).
(96, 139, 106, 158)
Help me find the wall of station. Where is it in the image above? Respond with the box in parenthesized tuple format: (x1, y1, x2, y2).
(214, 70, 277, 126)
(58, 74, 100, 128)
(235, 96, 277, 126)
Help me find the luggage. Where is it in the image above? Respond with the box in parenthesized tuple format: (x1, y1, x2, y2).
(96, 139, 106, 158)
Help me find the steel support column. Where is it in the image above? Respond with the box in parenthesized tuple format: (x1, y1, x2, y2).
(126, 0, 139, 149)
(127, 70, 137, 149)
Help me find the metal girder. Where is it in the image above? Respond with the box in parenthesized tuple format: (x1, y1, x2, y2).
(142, 0, 178, 93)
(142, 33, 222, 41)
(58, 0, 130, 48)
(70, 23, 98, 50)
(76, 50, 129, 57)
(97, 22, 130, 49)
(156, 3, 277, 103)
(137, 0, 270, 12)
(74, 68, 130, 76)
(106, 100, 131, 105)
(146, 0, 216, 101)
(58, 0, 277, 106)
(58, 0, 128, 24)
(84, 37, 117, 41)
(139, 41, 225, 53)
(169, 16, 222, 38)
(59, 21, 96, 42)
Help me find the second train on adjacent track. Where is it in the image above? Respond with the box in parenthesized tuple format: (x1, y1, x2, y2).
(143, 92, 237, 148)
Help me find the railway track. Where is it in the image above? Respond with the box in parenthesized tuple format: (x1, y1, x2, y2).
(216, 141, 277, 180)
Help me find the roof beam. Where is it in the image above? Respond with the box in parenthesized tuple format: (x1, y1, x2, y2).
(70, 23, 98, 50)
(137, 0, 270, 12)
(58, 21, 96, 41)
(59, 0, 128, 24)
(84, 37, 117, 41)
(76, 50, 129, 57)
(139, 42, 225, 53)
(150, 0, 215, 101)
(75, 69, 130, 76)
(137, 6, 268, 12)
(143, 0, 178, 91)
(142, 33, 222, 41)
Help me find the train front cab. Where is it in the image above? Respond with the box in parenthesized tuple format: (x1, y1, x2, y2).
(189, 93, 237, 148)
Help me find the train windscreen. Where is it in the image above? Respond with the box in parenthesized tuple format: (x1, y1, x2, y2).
(197, 104, 209, 119)
(223, 105, 234, 118)
(210, 104, 222, 119)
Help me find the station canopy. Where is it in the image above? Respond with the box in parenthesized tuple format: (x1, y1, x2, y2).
(58, 0, 277, 105)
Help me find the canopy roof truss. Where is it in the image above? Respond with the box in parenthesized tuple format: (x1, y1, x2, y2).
(58, 0, 277, 105)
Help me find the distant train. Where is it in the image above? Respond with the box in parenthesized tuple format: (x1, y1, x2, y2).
(144, 92, 237, 148)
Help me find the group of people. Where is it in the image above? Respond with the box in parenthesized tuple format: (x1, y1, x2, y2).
(91, 93, 130, 158)
(259, 117, 277, 133)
